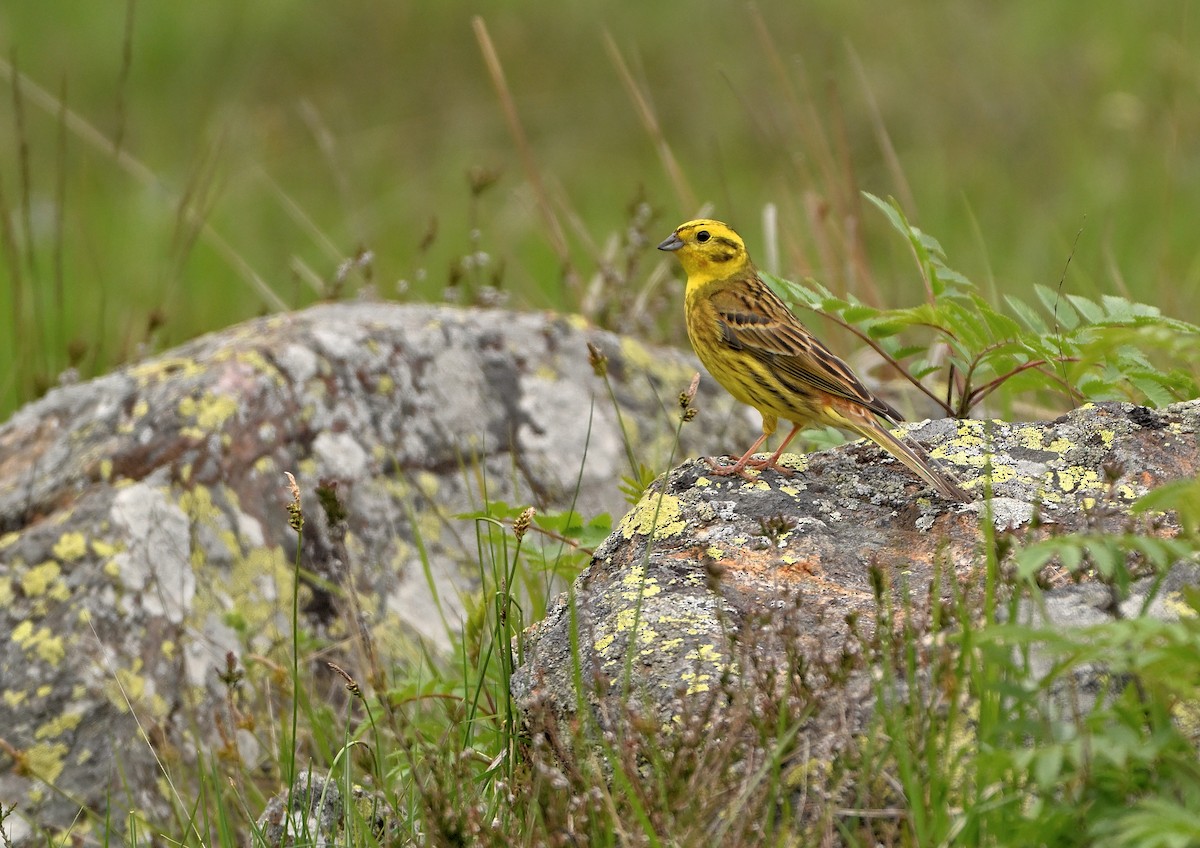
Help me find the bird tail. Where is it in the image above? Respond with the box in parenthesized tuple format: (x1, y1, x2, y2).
(846, 414, 971, 502)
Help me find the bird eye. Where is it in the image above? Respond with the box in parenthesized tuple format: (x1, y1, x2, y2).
(696, 230, 711, 243)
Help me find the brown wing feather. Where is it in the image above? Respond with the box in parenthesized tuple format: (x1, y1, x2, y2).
(708, 276, 902, 422)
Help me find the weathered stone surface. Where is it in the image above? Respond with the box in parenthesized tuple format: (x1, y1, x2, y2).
(0, 302, 756, 846)
(253, 769, 396, 847)
(511, 401, 1198, 774)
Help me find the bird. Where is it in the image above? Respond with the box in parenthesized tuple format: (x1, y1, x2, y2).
(658, 218, 971, 502)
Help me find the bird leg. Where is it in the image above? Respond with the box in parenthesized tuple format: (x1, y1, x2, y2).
(747, 422, 804, 473)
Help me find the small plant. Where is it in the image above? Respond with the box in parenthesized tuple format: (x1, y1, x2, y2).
(769, 193, 1200, 419)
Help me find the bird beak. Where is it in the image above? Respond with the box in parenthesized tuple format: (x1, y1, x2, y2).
(657, 233, 684, 252)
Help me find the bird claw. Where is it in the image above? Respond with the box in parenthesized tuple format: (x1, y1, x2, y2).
(703, 455, 792, 481)
(744, 456, 794, 477)
(702, 457, 756, 480)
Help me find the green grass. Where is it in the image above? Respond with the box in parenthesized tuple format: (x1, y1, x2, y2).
(5, 4, 1200, 846)
(3, 3, 1200, 419)
(10, 409, 1198, 847)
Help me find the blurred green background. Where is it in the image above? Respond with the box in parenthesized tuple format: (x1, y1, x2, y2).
(1, 2, 1198, 422)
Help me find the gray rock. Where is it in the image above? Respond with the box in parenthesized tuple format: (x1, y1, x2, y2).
(0, 302, 756, 846)
(253, 769, 395, 847)
(512, 401, 1200, 812)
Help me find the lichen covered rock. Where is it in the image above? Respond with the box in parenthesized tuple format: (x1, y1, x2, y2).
(0, 302, 754, 845)
(512, 401, 1200, 778)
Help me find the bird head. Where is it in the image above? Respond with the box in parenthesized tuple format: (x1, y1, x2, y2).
(657, 219, 750, 278)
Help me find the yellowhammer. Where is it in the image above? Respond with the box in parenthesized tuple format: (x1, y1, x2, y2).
(658, 218, 970, 502)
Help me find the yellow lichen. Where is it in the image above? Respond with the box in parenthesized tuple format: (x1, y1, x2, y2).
(1172, 700, 1200, 742)
(11, 619, 33, 643)
(618, 492, 686, 539)
(179, 486, 221, 525)
(129, 357, 204, 385)
(1163, 592, 1198, 619)
(680, 667, 711, 694)
(30, 630, 67, 665)
(104, 664, 170, 717)
(35, 711, 84, 740)
(91, 539, 119, 557)
(620, 563, 662, 601)
(982, 465, 1017, 485)
(23, 742, 69, 784)
(179, 392, 239, 431)
(52, 533, 86, 562)
(1055, 468, 1102, 493)
(233, 349, 286, 386)
(613, 606, 641, 635)
(776, 454, 809, 473)
(21, 561, 63, 597)
(3, 690, 27, 707)
(618, 336, 658, 373)
(1018, 426, 1044, 450)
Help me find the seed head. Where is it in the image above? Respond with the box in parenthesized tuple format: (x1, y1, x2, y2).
(513, 507, 535, 542)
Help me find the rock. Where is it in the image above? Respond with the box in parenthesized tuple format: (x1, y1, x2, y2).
(0, 302, 756, 846)
(511, 401, 1199, 800)
(253, 769, 395, 847)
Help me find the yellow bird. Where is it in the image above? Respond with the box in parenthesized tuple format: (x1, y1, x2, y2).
(658, 218, 970, 502)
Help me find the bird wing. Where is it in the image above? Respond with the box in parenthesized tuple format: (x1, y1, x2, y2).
(708, 277, 903, 422)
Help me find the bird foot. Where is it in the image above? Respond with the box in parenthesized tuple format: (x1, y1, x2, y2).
(702, 457, 758, 481)
(744, 456, 793, 476)
(703, 455, 792, 480)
